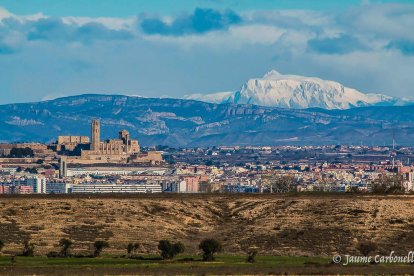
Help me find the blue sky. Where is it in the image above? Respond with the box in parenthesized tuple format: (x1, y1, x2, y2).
(0, 0, 414, 104)
(0, 1, 384, 16)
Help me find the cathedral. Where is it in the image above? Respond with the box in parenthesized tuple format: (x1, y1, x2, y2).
(57, 119, 162, 164)
(81, 119, 140, 160)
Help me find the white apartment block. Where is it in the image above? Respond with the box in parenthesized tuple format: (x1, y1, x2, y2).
(26, 176, 47, 194)
(71, 183, 162, 193)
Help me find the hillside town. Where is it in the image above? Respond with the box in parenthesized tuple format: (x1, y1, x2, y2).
(0, 120, 412, 194)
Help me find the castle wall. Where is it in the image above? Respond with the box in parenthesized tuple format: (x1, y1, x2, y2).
(58, 136, 89, 144)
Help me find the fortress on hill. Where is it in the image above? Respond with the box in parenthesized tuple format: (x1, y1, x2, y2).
(56, 119, 163, 164)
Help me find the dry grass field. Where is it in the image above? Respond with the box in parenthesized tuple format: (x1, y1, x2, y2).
(0, 193, 413, 258)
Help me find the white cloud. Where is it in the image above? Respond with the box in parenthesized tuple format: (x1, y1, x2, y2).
(339, 3, 414, 41)
(0, 6, 46, 23)
(0, 7, 12, 20)
(62, 16, 137, 31)
(0, 3, 414, 104)
(142, 24, 285, 50)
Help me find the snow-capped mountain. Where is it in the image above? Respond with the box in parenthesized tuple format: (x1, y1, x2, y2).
(185, 70, 412, 109)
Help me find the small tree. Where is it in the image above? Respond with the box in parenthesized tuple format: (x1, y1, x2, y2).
(173, 242, 185, 258)
(199, 238, 222, 261)
(93, 241, 109, 257)
(127, 242, 140, 258)
(262, 175, 297, 193)
(0, 240, 4, 253)
(59, 238, 73, 257)
(372, 174, 404, 193)
(246, 246, 259, 263)
(22, 241, 35, 257)
(357, 241, 377, 256)
(158, 240, 171, 259)
(157, 240, 185, 259)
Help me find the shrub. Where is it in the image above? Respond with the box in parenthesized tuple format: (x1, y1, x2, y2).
(127, 242, 140, 258)
(93, 241, 109, 257)
(357, 241, 377, 256)
(46, 251, 60, 258)
(21, 241, 35, 257)
(24, 167, 38, 174)
(199, 238, 222, 261)
(73, 253, 94, 258)
(157, 240, 185, 259)
(246, 246, 259, 263)
(59, 238, 73, 257)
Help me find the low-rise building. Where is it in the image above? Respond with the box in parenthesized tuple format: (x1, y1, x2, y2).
(71, 183, 162, 193)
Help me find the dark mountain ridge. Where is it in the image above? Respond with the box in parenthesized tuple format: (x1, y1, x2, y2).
(1, 94, 413, 146)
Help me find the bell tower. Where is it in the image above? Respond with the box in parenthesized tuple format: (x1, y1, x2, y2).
(91, 119, 100, 151)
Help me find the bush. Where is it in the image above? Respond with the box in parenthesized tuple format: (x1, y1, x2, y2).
(157, 240, 185, 259)
(59, 238, 73, 257)
(127, 242, 140, 258)
(24, 167, 38, 174)
(73, 253, 94, 258)
(246, 246, 259, 263)
(21, 241, 35, 257)
(46, 251, 60, 258)
(357, 241, 377, 256)
(199, 238, 222, 261)
(93, 241, 109, 257)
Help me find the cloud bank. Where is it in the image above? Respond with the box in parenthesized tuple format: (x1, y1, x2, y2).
(140, 8, 242, 36)
(0, 4, 413, 104)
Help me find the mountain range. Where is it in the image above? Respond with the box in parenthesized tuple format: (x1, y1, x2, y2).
(185, 70, 412, 109)
(1, 94, 414, 146)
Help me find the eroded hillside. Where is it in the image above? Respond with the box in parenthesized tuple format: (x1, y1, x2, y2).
(0, 194, 413, 256)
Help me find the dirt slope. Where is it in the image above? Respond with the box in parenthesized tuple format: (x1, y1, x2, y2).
(0, 194, 412, 256)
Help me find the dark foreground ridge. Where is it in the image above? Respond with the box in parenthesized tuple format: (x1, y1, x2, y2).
(1, 255, 414, 275)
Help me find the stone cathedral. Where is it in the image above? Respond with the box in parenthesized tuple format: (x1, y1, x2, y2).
(81, 119, 140, 160)
(57, 119, 162, 164)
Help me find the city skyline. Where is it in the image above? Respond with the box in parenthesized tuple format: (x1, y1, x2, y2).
(0, 0, 413, 104)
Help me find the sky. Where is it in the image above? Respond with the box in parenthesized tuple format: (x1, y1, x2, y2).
(0, 0, 414, 104)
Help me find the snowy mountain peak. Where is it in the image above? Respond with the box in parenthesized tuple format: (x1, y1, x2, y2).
(263, 70, 283, 79)
(185, 70, 412, 110)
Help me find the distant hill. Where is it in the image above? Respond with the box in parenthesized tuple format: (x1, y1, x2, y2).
(185, 70, 412, 109)
(1, 94, 414, 146)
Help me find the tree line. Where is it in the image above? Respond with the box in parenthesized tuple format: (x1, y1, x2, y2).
(5, 148, 35, 158)
(0, 238, 383, 265)
(0, 238, 230, 262)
